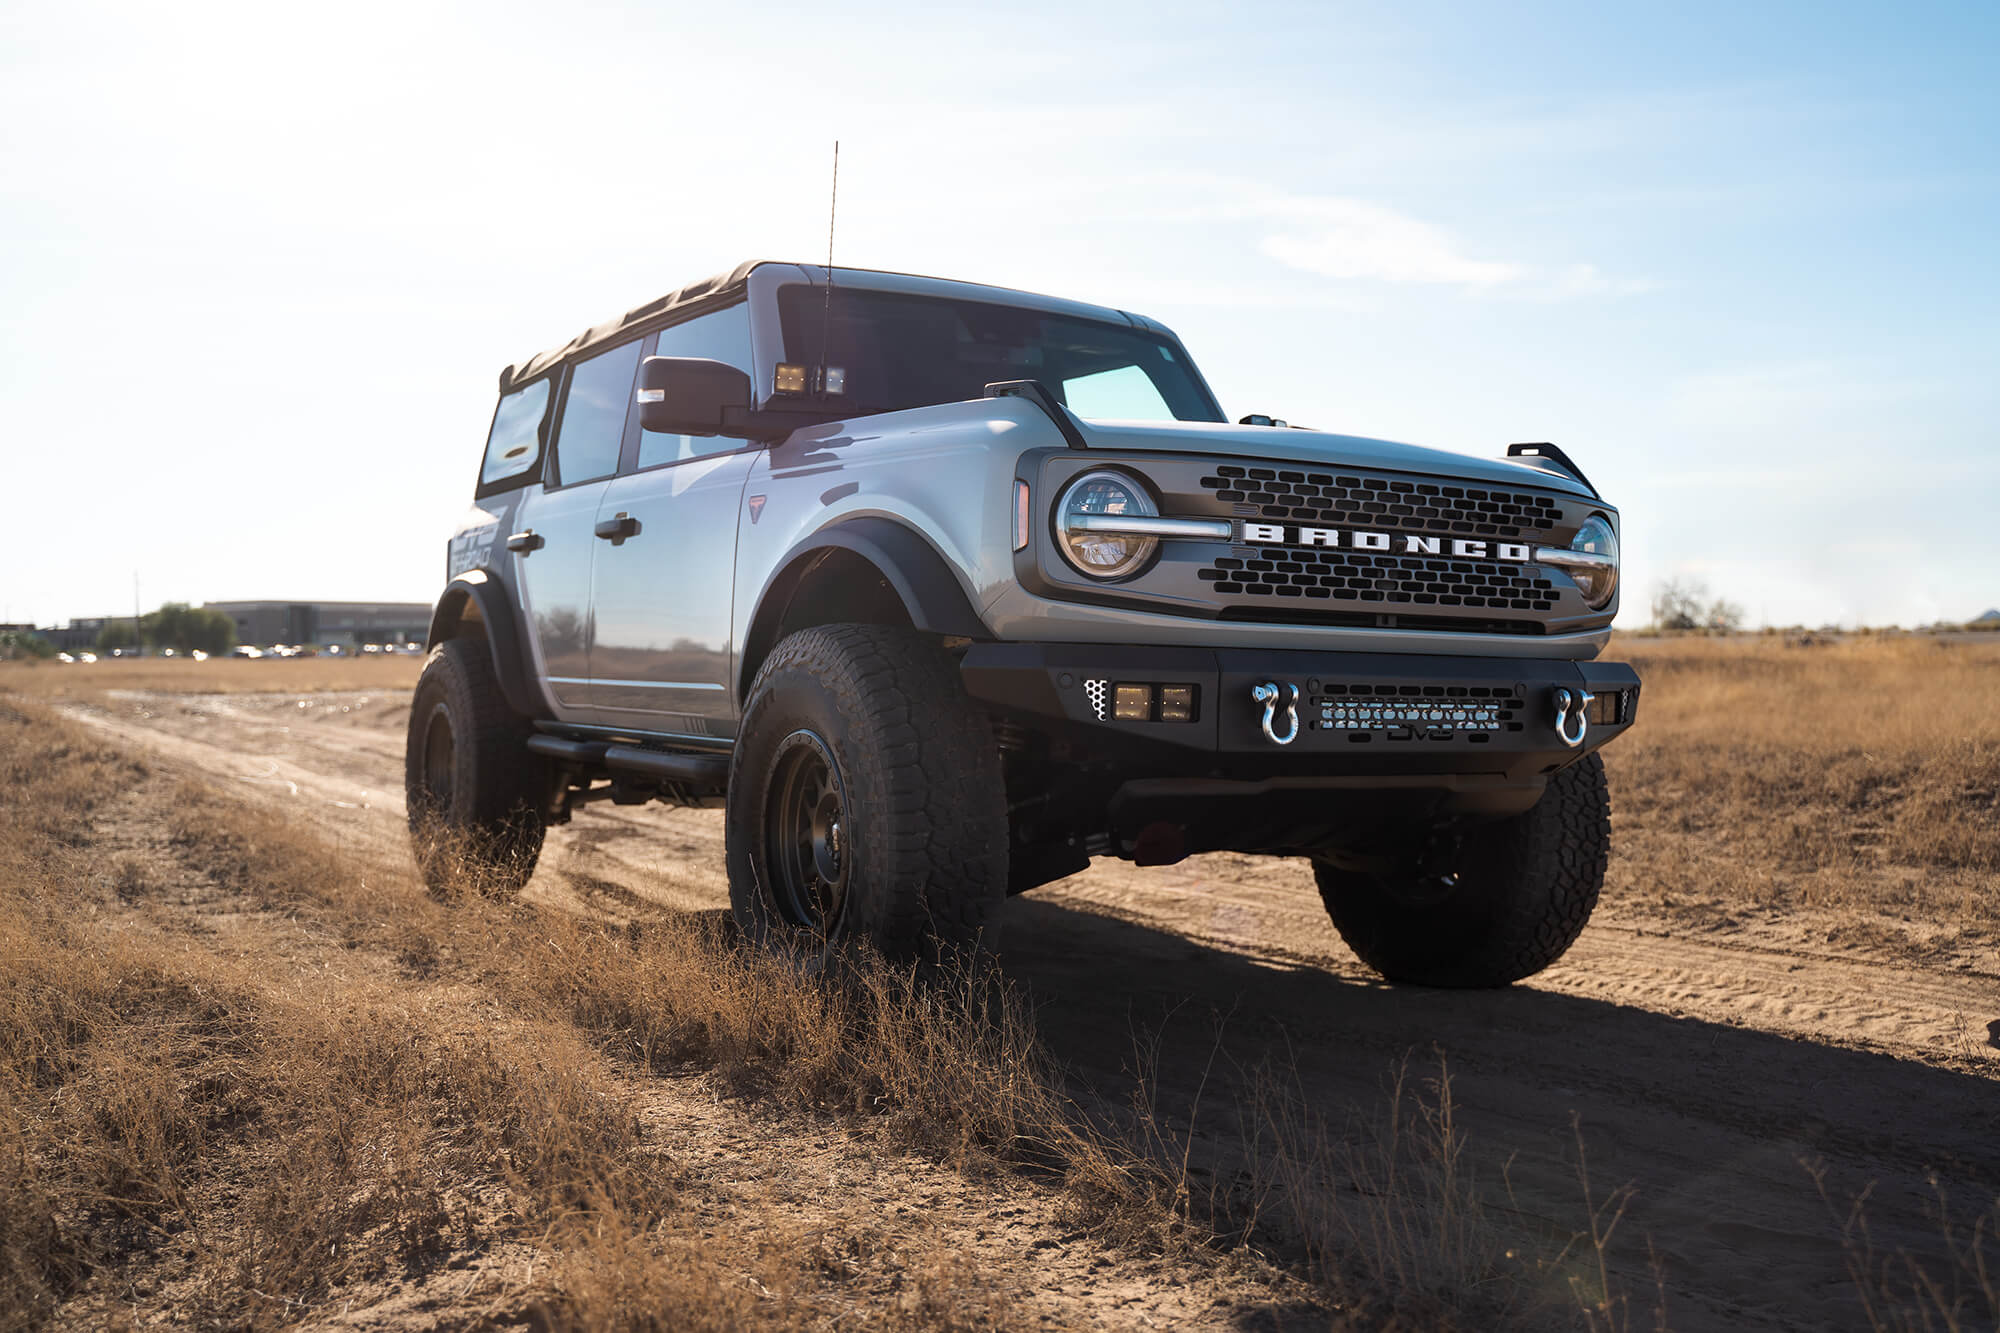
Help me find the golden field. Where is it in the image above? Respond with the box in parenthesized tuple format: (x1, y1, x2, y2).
(1, 634, 1994, 1330)
(1604, 633, 1999, 956)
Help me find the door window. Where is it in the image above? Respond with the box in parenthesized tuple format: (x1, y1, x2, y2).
(478, 378, 551, 492)
(637, 303, 756, 470)
(552, 340, 641, 486)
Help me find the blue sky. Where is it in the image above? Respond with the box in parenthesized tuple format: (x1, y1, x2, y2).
(3, 0, 1995, 629)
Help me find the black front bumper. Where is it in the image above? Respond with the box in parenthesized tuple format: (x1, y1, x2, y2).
(960, 642, 1640, 790)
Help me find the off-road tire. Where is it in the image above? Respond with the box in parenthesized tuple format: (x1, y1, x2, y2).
(725, 624, 1007, 967)
(1314, 754, 1610, 987)
(405, 637, 548, 900)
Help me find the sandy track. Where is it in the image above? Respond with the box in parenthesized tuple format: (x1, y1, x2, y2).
(67, 690, 2000, 1332)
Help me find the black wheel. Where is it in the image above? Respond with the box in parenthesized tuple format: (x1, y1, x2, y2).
(725, 624, 1007, 966)
(1314, 754, 1610, 987)
(405, 637, 548, 900)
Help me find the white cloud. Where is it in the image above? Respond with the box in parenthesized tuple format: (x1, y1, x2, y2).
(1254, 192, 1651, 300)
(1259, 198, 1525, 286)
(1540, 263, 1665, 300)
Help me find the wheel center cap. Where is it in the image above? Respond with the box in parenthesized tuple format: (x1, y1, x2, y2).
(810, 791, 845, 884)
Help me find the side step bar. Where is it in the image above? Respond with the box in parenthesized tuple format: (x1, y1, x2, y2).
(526, 734, 730, 787)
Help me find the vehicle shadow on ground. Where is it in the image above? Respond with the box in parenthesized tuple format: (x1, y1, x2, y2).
(997, 895, 1999, 1332)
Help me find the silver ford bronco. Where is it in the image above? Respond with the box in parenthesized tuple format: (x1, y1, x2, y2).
(407, 261, 1638, 986)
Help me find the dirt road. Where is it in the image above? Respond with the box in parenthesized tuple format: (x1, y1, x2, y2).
(68, 689, 2000, 1331)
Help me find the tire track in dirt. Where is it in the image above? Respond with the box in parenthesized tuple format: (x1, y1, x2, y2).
(62, 690, 2000, 1332)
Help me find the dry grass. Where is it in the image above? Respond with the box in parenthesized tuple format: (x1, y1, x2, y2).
(0, 654, 421, 701)
(1602, 634, 2000, 954)
(1, 690, 1649, 1329)
(1811, 1163, 2000, 1333)
(0, 701, 1050, 1328)
(12, 635, 1992, 1327)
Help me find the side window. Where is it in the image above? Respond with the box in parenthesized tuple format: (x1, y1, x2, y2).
(478, 379, 551, 492)
(637, 303, 755, 470)
(552, 340, 642, 486)
(1061, 363, 1174, 421)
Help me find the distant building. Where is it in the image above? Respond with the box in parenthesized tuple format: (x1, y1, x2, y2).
(43, 617, 134, 652)
(201, 601, 431, 648)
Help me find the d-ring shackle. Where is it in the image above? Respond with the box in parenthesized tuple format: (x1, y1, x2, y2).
(1552, 685, 1595, 749)
(1252, 681, 1301, 746)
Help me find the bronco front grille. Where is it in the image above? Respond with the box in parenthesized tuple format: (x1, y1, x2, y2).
(1199, 466, 1562, 541)
(1198, 550, 1561, 612)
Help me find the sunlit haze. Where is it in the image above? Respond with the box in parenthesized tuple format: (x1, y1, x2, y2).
(4, 0, 1995, 629)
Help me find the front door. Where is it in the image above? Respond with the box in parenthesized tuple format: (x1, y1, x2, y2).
(587, 301, 760, 741)
(589, 452, 755, 740)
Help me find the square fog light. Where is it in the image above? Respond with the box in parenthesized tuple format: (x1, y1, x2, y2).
(1113, 684, 1154, 721)
(1157, 685, 1197, 722)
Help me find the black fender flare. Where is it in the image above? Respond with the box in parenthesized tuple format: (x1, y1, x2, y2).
(425, 569, 547, 719)
(738, 517, 990, 699)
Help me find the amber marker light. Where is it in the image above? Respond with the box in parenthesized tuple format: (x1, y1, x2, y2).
(1014, 480, 1031, 551)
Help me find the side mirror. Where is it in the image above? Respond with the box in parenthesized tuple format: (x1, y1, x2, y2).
(635, 356, 752, 436)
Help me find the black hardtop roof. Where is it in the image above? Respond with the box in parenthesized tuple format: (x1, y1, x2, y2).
(497, 261, 1165, 395)
(499, 259, 763, 393)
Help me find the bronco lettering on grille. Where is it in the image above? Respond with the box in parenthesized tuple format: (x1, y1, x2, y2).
(1240, 524, 1534, 563)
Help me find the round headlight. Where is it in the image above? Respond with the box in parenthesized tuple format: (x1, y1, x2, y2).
(1566, 514, 1620, 609)
(1055, 470, 1159, 580)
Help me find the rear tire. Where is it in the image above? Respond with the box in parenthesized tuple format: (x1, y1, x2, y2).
(405, 637, 548, 900)
(725, 624, 1007, 967)
(1314, 754, 1610, 987)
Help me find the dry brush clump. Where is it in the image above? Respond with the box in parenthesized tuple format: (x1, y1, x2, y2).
(1812, 1163, 2000, 1333)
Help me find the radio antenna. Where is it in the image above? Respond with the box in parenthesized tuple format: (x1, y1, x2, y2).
(816, 141, 838, 397)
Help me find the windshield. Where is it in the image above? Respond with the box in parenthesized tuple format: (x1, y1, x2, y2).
(777, 286, 1225, 423)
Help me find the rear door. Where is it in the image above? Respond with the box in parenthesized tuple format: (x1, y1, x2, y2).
(512, 339, 644, 723)
(587, 303, 759, 741)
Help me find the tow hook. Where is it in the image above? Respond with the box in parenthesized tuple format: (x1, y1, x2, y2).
(1252, 681, 1300, 746)
(1553, 685, 1595, 749)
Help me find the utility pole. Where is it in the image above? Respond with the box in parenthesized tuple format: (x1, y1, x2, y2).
(133, 571, 143, 657)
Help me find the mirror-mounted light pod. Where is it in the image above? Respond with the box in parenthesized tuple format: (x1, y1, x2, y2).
(636, 356, 753, 437)
(774, 362, 808, 395)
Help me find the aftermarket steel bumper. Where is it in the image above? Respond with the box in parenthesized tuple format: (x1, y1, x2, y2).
(959, 643, 1640, 784)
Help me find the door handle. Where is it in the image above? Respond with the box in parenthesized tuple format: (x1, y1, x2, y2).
(506, 529, 544, 553)
(594, 512, 640, 544)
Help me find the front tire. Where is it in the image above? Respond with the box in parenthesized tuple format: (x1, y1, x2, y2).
(405, 637, 548, 900)
(725, 624, 1007, 966)
(1314, 755, 1610, 987)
